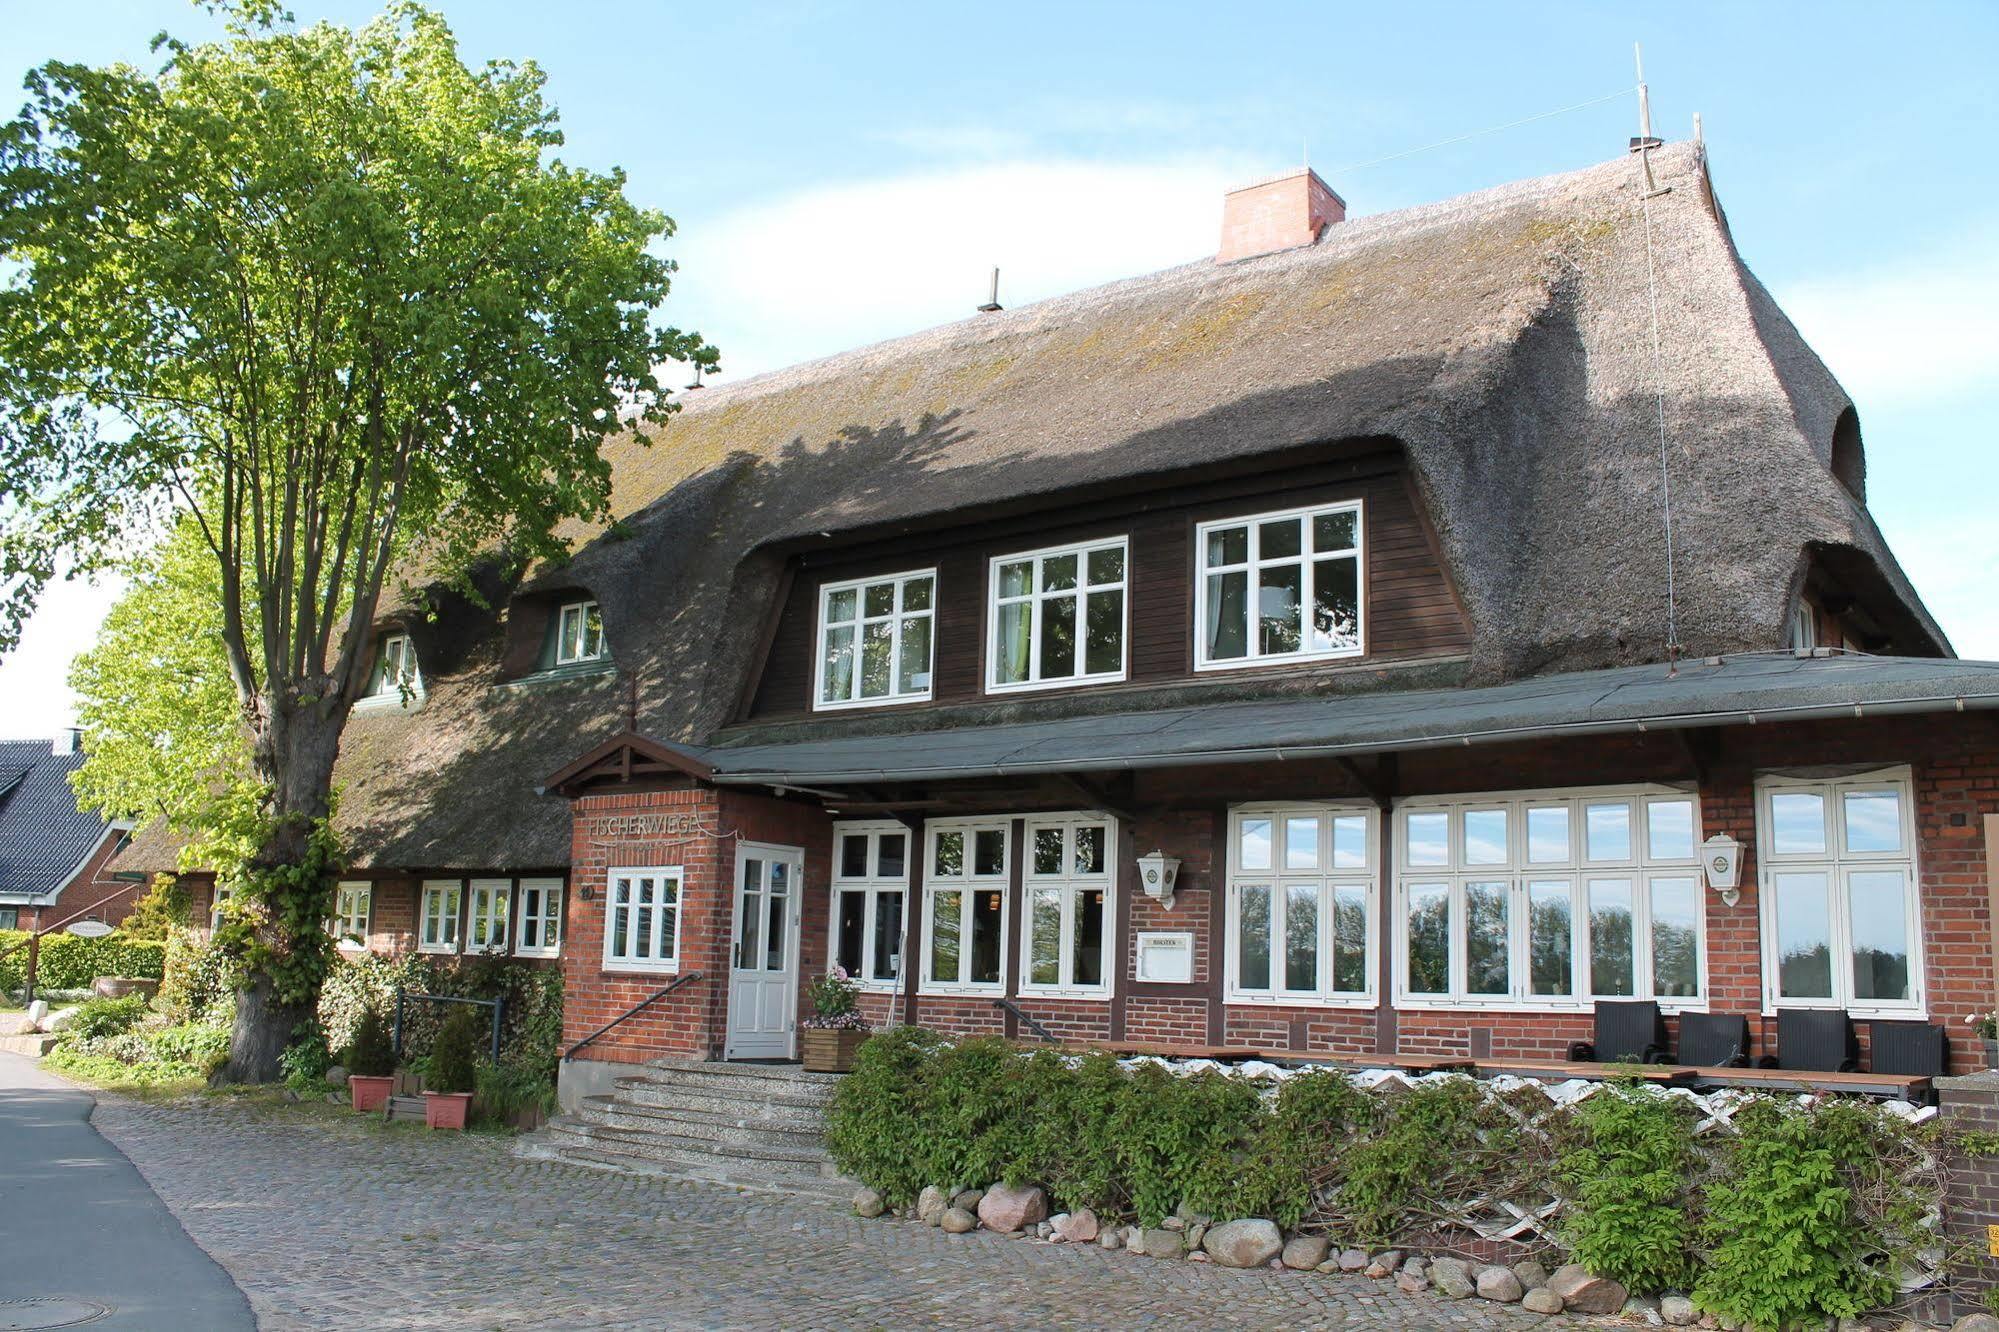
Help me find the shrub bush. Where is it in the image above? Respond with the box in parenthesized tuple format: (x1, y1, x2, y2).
(1557, 1081, 1700, 1294)
(0, 929, 167, 990)
(157, 933, 237, 1025)
(64, 993, 151, 1041)
(427, 1006, 482, 1095)
(147, 1021, 230, 1072)
(119, 876, 191, 941)
(476, 1061, 557, 1125)
(343, 1007, 396, 1078)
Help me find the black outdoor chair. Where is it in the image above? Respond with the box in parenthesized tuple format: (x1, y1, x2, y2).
(1567, 1000, 1670, 1064)
(1869, 1020, 1948, 1078)
(1675, 1012, 1752, 1068)
(1757, 1009, 1860, 1071)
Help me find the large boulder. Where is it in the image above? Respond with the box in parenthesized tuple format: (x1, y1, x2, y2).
(1547, 1264, 1628, 1315)
(939, 1207, 977, 1234)
(852, 1188, 885, 1218)
(1053, 1208, 1099, 1244)
(1429, 1257, 1476, 1299)
(1476, 1266, 1524, 1303)
(1202, 1219, 1283, 1269)
(917, 1185, 948, 1226)
(1511, 1259, 1550, 1290)
(43, 1006, 78, 1034)
(1952, 1317, 1999, 1332)
(323, 1065, 349, 1087)
(1364, 1250, 1404, 1277)
(25, 1000, 48, 1029)
(1522, 1286, 1564, 1315)
(1659, 1294, 1698, 1326)
(1282, 1236, 1330, 1270)
(976, 1184, 1047, 1234)
(1142, 1228, 1187, 1260)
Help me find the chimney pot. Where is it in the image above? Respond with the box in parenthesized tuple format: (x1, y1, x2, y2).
(52, 728, 81, 757)
(1217, 167, 1345, 264)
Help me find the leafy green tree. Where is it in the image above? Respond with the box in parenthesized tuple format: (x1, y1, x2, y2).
(0, 2, 714, 1079)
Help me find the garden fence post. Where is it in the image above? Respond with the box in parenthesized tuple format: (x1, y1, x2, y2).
(393, 988, 404, 1059)
(490, 997, 503, 1066)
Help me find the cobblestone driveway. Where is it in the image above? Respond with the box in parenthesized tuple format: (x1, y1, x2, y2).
(93, 1092, 1563, 1330)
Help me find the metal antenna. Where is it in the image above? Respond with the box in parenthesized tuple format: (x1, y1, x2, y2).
(1630, 43, 1668, 198)
(977, 266, 1002, 314)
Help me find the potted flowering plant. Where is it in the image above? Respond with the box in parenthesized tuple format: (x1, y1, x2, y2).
(799, 966, 871, 1073)
(422, 1007, 480, 1130)
(1967, 1011, 1998, 1071)
(344, 1007, 397, 1113)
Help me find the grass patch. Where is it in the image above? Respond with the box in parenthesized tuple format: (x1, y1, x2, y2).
(42, 1046, 207, 1096)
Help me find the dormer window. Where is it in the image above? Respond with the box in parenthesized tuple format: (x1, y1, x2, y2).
(364, 633, 421, 700)
(988, 538, 1127, 692)
(1789, 601, 1818, 652)
(556, 600, 606, 665)
(1196, 500, 1364, 670)
(814, 569, 935, 710)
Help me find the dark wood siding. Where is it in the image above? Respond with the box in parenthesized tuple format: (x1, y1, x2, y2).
(746, 452, 1470, 719)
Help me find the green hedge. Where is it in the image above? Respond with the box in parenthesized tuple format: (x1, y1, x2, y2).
(0, 929, 167, 992)
(828, 1030, 1944, 1329)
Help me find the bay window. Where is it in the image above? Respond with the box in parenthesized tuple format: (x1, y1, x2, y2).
(515, 878, 563, 957)
(832, 822, 910, 988)
(1228, 805, 1375, 1004)
(922, 819, 1008, 991)
(1395, 787, 1705, 1009)
(604, 866, 681, 972)
(989, 539, 1128, 691)
(1757, 769, 1921, 1014)
(1196, 501, 1363, 669)
(815, 569, 935, 709)
(1021, 814, 1115, 997)
(419, 879, 462, 954)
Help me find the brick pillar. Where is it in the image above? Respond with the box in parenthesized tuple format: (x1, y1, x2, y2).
(1941, 1072, 1999, 1320)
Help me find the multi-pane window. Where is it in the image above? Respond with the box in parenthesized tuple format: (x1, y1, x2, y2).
(468, 879, 512, 954)
(989, 539, 1128, 691)
(209, 883, 235, 932)
(1757, 770, 1920, 1014)
(815, 569, 935, 709)
(330, 881, 371, 943)
(832, 823, 910, 988)
(1396, 788, 1705, 1008)
(1229, 805, 1374, 1003)
(555, 600, 606, 665)
(605, 867, 681, 972)
(922, 819, 1008, 990)
(419, 880, 462, 954)
(1022, 815, 1114, 996)
(515, 878, 563, 957)
(1197, 501, 1363, 669)
(365, 634, 421, 700)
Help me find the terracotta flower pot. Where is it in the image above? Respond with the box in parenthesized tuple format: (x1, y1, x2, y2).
(800, 1028, 869, 1073)
(349, 1074, 395, 1113)
(423, 1090, 472, 1130)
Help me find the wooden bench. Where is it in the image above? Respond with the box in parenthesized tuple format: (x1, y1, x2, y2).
(1685, 1066, 1932, 1100)
(1473, 1058, 1695, 1085)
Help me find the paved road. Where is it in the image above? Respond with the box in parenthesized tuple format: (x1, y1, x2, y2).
(0, 1052, 254, 1331)
(74, 1082, 1568, 1331)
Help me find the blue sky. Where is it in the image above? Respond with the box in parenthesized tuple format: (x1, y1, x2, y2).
(2, 1, 1995, 734)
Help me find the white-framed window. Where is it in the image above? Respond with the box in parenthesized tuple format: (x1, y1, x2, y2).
(1196, 500, 1364, 670)
(604, 866, 681, 973)
(1789, 601, 1818, 652)
(1756, 768, 1921, 1016)
(1021, 814, 1115, 997)
(209, 883, 235, 932)
(1393, 786, 1706, 1011)
(330, 881, 371, 943)
(515, 878, 563, 957)
(364, 633, 421, 700)
(555, 599, 606, 665)
(1228, 804, 1376, 1005)
(814, 569, 935, 709)
(921, 819, 1009, 992)
(988, 538, 1128, 692)
(831, 822, 910, 990)
(467, 879, 512, 954)
(419, 879, 463, 954)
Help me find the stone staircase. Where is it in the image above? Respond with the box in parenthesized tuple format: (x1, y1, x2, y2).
(516, 1060, 850, 1201)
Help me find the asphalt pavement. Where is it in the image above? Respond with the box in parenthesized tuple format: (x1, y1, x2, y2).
(0, 1050, 254, 1330)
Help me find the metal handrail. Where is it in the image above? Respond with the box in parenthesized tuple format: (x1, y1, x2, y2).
(564, 972, 703, 1062)
(994, 996, 1058, 1044)
(1, 879, 154, 1003)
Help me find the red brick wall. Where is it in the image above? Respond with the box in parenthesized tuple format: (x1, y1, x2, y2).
(24, 830, 145, 931)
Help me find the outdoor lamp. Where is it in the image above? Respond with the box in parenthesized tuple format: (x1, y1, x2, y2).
(1136, 850, 1180, 909)
(1701, 833, 1743, 908)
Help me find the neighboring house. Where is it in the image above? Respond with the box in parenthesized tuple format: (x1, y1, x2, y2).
(116, 141, 1999, 1100)
(0, 732, 136, 932)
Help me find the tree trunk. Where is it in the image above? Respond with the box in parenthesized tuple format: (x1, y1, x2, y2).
(219, 693, 347, 1084)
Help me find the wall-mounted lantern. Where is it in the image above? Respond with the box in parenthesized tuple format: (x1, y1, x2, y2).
(1701, 833, 1743, 908)
(1136, 850, 1181, 910)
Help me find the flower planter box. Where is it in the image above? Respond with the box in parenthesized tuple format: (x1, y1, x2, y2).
(349, 1074, 395, 1114)
(423, 1090, 472, 1130)
(1984, 1037, 1998, 1072)
(801, 1028, 868, 1073)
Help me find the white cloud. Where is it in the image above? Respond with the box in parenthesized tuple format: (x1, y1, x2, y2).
(1778, 233, 1999, 407)
(0, 574, 125, 738)
(666, 156, 1254, 380)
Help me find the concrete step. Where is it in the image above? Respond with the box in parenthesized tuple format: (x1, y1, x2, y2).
(526, 1140, 851, 1202)
(636, 1060, 839, 1101)
(610, 1077, 832, 1123)
(575, 1096, 830, 1150)
(542, 1116, 834, 1169)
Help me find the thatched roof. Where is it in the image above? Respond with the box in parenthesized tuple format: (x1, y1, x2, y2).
(115, 141, 1947, 875)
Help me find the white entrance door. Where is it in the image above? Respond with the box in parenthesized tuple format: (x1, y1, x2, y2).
(726, 844, 802, 1059)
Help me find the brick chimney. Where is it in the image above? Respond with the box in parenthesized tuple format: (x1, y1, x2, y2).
(1217, 167, 1346, 264)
